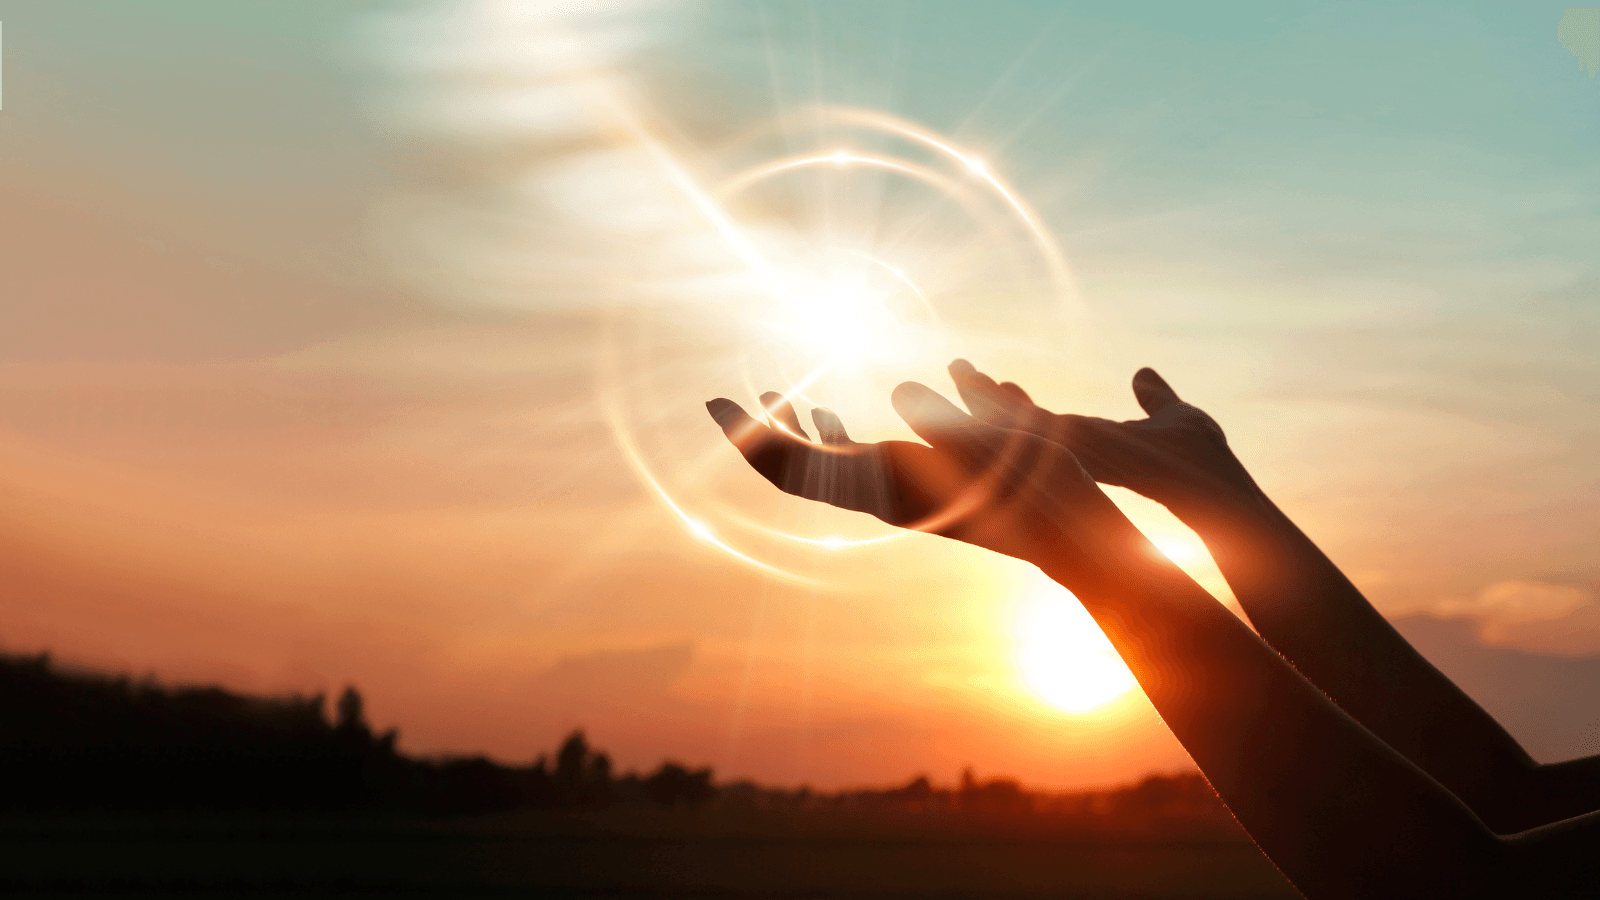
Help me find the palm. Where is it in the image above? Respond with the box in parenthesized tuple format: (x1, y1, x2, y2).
(706, 382, 1108, 567)
(948, 361, 1262, 519)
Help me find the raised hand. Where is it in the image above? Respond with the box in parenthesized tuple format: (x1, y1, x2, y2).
(699, 367, 1600, 895)
(705, 382, 1123, 574)
(948, 360, 1264, 522)
(701, 376, 1562, 899)
(952, 358, 1600, 834)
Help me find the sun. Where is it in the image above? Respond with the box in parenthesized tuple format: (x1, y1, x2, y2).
(1150, 534, 1204, 565)
(1013, 577, 1136, 714)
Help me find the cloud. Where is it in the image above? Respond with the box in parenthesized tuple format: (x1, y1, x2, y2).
(0, 185, 430, 364)
(536, 641, 695, 696)
(1437, 579, 1594, 645)
(362, 0, 721, 314)
(1486, 599, 1600, 658)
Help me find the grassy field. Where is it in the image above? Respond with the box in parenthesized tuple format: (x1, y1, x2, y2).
(0, 807, 1302, 899)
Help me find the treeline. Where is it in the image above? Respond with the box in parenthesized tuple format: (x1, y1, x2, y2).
(0, 651, 1232, 833)
(715, 768, 1237, 836)
(0, 652, 711, 816)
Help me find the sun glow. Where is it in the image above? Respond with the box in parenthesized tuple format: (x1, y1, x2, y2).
(597, 106, 1079, 568)
(381, 1, 1084, 577)
(764, 261, 927, 369)
(1150, 535, 1204, 565)
(1013, 576, 1136, 714)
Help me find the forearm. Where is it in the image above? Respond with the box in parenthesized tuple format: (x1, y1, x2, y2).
(1035, 520, 1507, 899)
(1525, 755, 1600, 827)
(1173, 492, 1554, 832)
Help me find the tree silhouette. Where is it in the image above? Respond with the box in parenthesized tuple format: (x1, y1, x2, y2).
(336, 686, 365, 732)
(556, 731, 588, 784)
(643, 762, 715, 808)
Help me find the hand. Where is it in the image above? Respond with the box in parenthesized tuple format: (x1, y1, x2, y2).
(947, 360, 1265, 522)
(705, 381, 1124, 571)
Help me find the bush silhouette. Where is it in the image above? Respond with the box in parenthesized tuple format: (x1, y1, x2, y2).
(643, 762, 715, 807)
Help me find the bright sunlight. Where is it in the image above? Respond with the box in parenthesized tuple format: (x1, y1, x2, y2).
(1012, 575, 1136, 714)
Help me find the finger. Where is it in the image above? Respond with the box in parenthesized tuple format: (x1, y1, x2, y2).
(999, 382, 1033, 404)
(891, 382, 983, 453)
(707, 398, 769, 447)
(707, 397, 787, 479)
(948, 359, 1016, 425)
(811, 407, 853, 445)
(947, 358, 982, 384)
(711, 399, 906, 525)
(759, 391, 810, 440)
(1131, 368, 1181, 416)
(709, 397, 819, 497)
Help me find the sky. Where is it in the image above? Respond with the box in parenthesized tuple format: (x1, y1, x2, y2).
(1, 0, 1598, 790)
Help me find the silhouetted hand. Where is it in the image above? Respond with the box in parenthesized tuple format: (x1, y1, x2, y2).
(706, 382, 1123, 570)
(705, 366, 1600, 899)
(948, 360, 1264, 521)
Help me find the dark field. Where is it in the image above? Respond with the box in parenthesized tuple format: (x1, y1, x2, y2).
(1, 807, 1301, 899)
(0, 653, 1302, 897)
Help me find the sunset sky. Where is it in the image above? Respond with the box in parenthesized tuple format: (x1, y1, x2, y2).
(2, 0, 1599, 790)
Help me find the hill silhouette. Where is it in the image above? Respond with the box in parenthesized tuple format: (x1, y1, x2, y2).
(0, 651, 713, 816)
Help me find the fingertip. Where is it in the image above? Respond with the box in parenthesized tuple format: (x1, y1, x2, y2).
(706, 397, 736, 421)
(759, 390, 809, 438)
(948, 358, 975, 377)
(890, 380, 931, 408)
(998, 381, 1031, 403)
(1134, 367, 1174, 388)
(891, 381, 966, 424)
(706, 398, 751, 432)
(891, 381, 933, 423)
(1131, 367, 1179, 414)
(811, 406, 851, 444)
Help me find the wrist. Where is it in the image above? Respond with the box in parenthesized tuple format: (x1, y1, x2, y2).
(1165, 477, 1277, 536)
(1032, 498, 1165, 597)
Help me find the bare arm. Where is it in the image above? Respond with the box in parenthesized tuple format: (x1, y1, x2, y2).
(705, 381, 1599, 898)
(1183, 491, 1600, 833)
(949, 360, 1600, 833)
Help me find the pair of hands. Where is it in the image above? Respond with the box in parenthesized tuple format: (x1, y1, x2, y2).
(705, 359, 1259, 570)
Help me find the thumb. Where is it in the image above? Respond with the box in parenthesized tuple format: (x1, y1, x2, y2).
(891, 381, 981, 451)
(1131, 367, 1182, 416)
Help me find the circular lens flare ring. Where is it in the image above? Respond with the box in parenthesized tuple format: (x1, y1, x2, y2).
(719, 104, 1080, 308)
(600, 104, 1080, 576)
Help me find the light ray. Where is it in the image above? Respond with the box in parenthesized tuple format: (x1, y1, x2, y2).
(589, 98, 1081, 576)
(830, 107, 1077, 304)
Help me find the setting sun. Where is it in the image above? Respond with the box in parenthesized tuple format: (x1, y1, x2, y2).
(1150, 535, 1204, 565)
(1013, 577, 1136, 714)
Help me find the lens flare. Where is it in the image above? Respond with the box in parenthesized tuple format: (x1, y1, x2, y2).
(600, 105, 1082, 579)
(371, 3, 1086, 583)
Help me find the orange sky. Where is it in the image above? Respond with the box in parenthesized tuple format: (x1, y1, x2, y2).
(3, 1, 1599, 790)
